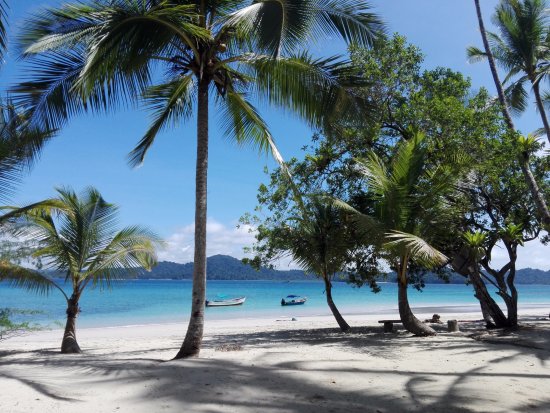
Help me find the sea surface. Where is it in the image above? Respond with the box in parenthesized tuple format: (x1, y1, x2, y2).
(1, 279, 549, 328)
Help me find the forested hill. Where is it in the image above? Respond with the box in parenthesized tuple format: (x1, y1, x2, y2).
(132, 255, 550, 284)
(136, 255, 309, 281)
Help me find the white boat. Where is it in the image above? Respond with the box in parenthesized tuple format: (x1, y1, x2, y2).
(281, 295, 307, 306)
(205, 296, 246, 307)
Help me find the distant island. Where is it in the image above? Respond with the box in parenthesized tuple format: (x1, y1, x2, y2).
(123, 255, 550, 285)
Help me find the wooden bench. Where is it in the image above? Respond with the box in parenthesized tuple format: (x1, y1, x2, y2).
(378, 319, 402, 333)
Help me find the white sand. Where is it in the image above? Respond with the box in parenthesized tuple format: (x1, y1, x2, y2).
(1, 311, 549, 413)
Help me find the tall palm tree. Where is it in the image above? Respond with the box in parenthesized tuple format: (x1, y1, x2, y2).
(468, 0, 550, 141)
(0, 187, 161, 353)
(339, 133, 457, 336)
(472, 0, 550, 229)
(14, 0, 384, 358)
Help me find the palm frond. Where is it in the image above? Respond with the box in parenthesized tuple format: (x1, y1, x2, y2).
(129, 75, 196, 167)
(0, 261, 58, 296)
(466, 46, 488, 63)
(504, 78, 529, 115)
(0, 198, 68, 224)
(384, 230, 448, 269)
(83, 225, 162, 290)
(243, 52, 373, 130)
(0, 0, 7, 60)
(224, 0, 384, 57)
(0, 99, 57, 201)
(332, 198, 383, 240)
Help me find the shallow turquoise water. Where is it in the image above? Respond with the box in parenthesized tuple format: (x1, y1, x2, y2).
(1, 279, 549, 328)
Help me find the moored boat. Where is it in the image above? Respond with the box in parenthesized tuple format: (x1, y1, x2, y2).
(281, 295, 307, 306)
(205, 296, 246, 307)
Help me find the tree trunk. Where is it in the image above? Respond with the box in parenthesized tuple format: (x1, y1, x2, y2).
(397, 259, 436, 336)
(518, 154, 550, 228)
(324, 277, 350, 332)
(473, 0, 550, 228)
(175, 79, 209, 359)
(61, 296, 81, 354)
(532, 81, 550, 145)
(468, 269, 509, 328)
(479, 298, 497, 329)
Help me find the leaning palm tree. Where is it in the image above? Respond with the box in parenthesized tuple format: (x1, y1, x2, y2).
(468, 0, 550, 141)
(277, 199, 353, 332)
(471, 0, 550, 229)
(0, 187, 161, 353)
(14, 0, 384, 358)
(339, 133, 457, 336)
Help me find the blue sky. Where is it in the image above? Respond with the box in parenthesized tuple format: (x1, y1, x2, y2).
(3, 1, 549, 269)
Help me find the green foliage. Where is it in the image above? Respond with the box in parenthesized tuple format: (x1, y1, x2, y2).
(0, 308, 42, 341)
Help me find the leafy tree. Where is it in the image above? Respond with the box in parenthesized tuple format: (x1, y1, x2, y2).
(244, 197, 372, 332)
(0, 308, 42, 341)
(468, 0, 550, 140)
(0, 187, 161, 353)
(14, 0, 384, 359)
(450, 132, 548, 328)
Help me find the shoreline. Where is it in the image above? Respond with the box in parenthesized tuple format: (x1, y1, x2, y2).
(8, 307, 550, 342)
(29, 301, 550, 330)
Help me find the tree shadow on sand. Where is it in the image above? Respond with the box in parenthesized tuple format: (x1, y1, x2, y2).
(1, 321, 550, 412)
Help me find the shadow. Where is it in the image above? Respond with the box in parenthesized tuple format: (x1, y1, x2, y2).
(1, 319, 549, 412)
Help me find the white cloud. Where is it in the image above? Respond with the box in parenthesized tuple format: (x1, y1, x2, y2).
(489, 239, 550, 270)
(159, 218, 550, 271)
(158, 218, 257, 263)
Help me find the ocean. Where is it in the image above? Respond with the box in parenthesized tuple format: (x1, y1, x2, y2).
(1, 279, 549, 328)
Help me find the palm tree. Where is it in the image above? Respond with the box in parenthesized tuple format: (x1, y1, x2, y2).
(472, 0, 550, 229)
(14, 0, 384, 358)
(282, 199, 354, 332)
(339, 133, 457, 336)
(468, 0, 550, 141)
(0, 187, 161, 353)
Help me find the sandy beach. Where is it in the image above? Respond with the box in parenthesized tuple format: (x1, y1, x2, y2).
(1, 311, 549, 413)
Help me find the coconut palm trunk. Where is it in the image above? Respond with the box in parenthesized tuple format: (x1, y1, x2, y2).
(473, 0, 550, 228)
(397, 257, 436, 336)
(323, 276, 350, 332)
(176, 80, 209, 359)
(532, 82, 550, 140)
(61, 294, 82, 353)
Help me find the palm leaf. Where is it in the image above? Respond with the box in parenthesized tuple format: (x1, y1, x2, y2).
(0, 0, 7, 60)
(129, 75, 196, 167)
(242, 52, 372, 130)
(0, 261, 58, 296)
(384, 230, 448, 269)
(224, 0, 384, 57)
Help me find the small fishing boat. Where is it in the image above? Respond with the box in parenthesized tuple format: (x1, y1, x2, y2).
(205, 296, 246, 307)
(281, 295, 307, 306)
